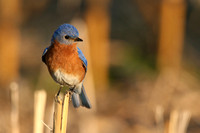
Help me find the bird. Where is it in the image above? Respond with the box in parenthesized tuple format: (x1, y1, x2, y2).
(42, 24, 91, 109)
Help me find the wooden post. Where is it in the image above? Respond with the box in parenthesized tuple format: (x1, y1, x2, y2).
(53, 92, 70, 133)
(0, 0, 21, 87)
(61, 93, 69, 133)
(0, 1, 21, 131)
(10, 82, 20, 133)
(53, 96, 62, 133)
(158, 0, 186, 73)
(155, 105, 164, 133)
(85, 0, 110, 91)
(149, 0, 186, 108)
(34, 90, 47, 133)
(168, 110, 191, 133)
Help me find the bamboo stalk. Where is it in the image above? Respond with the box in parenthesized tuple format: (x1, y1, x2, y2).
(53, 96, 62, 133)
(155, 105, 164, 133)
(0, 0, 21, 87)
(10, 82, 20, 133)
(61, 92, 69, 133)
(168, 110, 191, 133)
(158, 0, 186, 72)
(53, 92, 70, 133)
(169, 110, 179, 133)
(85, 1, 110, 91)
(178, 111, 191, 133)
(34, 90, 47, 133)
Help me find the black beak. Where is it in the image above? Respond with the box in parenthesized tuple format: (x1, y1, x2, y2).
(75, 37, 83, 42)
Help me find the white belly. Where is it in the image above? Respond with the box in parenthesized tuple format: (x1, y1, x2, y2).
(51, 69, 80, 86)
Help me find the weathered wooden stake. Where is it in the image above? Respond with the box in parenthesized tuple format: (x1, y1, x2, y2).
(34, 90, 47, 133)
(10, 82, 20, 133)
(53, 92, 70, 133)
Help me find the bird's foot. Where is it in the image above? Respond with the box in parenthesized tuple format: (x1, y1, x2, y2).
(69, 88, 74, 92)
(55, 94, 61, 104)
(68, 87, 75, 101)
(56, 86, 63, 97)
(56, 89, 61, 97)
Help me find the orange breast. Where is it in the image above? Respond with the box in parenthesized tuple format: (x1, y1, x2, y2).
(45, 41, 86, 83)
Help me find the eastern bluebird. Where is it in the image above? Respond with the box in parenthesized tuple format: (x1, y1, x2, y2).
(42, 24, 91, 109)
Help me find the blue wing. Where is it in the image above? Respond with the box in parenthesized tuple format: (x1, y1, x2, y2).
(77, 47, 87, 72)
(42, 47, 49, 63)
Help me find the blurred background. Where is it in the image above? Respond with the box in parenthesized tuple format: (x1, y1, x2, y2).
(1, 0, 200, 133)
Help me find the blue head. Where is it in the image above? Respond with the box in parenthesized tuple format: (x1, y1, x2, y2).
(51, 24, 83, 45)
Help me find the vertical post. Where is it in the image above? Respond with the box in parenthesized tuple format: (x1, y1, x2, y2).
(168, 110, 191, 133)
(10, 82, 20, 133)
(149, 0, 186, 108)
(0, 0, 21, 87)
(169, 110, 179, 133)
(61, 92, 69, 133)
(158, 0, 186, 73)
(53, 96, 62, 133)
(53, 92, 70, 133)
(178, 111, 191, 133)
(85, 0, 110, 91)
(155, 105, 164, 133)
(34, 90, 47, 133)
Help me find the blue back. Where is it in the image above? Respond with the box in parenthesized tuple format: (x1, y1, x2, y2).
(77, 47, 87, 72)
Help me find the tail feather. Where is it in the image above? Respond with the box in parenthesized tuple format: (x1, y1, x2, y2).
(80, 86, 92, 109)
(72, 93, 81, 108)
(71, 86, 91, 109)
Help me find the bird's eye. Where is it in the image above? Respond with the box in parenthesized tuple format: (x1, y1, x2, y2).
(65, 35, 70, 39)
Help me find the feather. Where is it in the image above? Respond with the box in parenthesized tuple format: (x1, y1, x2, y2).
(77, 47, 87, 72)
(42, 47, 49, 63)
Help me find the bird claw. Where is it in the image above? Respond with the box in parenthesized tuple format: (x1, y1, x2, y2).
(55, 94, 61, 104)
(56, 86, 63, 97)
(69, 88, 74, 92)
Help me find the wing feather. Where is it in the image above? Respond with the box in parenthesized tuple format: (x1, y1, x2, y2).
(42, 47, 49, 63)
(77, 47, 87, 72)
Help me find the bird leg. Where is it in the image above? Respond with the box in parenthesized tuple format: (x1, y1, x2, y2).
(56, 86, 63, 96)
(65, 87, 74, 101)
(69, 87, 76, 93)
